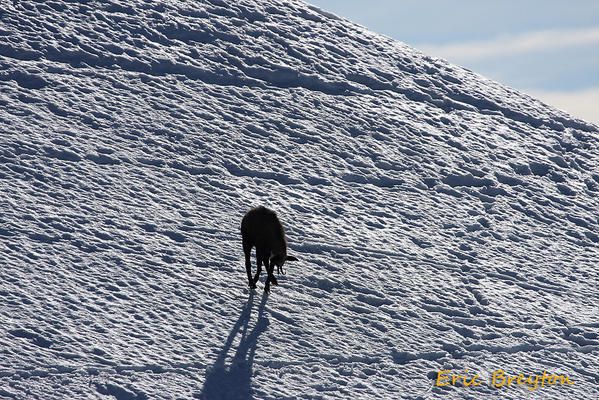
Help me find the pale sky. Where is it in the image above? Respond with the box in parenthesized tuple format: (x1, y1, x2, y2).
(307, 0, 599, 124)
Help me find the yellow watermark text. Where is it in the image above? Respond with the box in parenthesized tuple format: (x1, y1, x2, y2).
(436, 369, 574, 391)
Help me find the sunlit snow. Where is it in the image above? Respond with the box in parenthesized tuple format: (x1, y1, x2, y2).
(0, 1, 598, 399)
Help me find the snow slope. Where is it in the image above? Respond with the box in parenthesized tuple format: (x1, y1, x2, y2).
(1, 0, 598, 398)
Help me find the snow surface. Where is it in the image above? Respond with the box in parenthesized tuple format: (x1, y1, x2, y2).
(1, 0, 598, 399)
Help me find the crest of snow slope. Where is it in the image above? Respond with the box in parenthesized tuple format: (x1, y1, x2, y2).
(0, 0, 598, 399)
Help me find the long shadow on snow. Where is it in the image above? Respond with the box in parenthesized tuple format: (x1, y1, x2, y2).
(200, 292, 269, 400)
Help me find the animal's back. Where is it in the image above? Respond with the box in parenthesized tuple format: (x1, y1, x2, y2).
(241, 206, 284, 248)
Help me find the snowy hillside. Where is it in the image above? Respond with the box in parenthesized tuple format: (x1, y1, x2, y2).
(1, 0, 598, 399)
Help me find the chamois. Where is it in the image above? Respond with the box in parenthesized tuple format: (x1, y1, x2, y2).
(241, 206, 298, 293)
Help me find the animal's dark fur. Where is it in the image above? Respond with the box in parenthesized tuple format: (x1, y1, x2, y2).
(241, 206, 297, 292)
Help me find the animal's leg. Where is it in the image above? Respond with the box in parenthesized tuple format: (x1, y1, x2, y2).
(243, 239, 255, 289)
(264, 258, 277, 293)
(253, 248, 264, 285)
(270, 264, 278, 286)
(263, 257, 271, 293)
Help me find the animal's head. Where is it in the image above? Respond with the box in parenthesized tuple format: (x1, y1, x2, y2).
(270, 253, 298, 275)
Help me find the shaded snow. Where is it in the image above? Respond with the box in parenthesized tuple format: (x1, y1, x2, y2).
(0, 0, 598, 399)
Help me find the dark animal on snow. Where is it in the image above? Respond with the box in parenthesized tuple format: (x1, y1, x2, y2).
(241, 206, 298, 293)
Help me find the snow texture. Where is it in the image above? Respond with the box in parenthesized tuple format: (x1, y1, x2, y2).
(1, 0, 598, 399)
